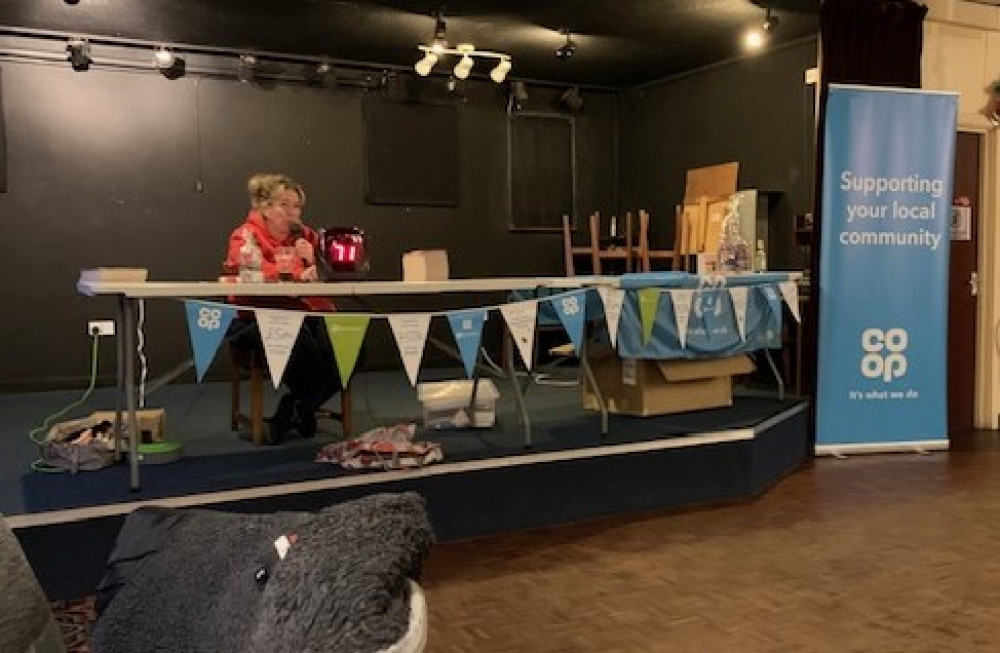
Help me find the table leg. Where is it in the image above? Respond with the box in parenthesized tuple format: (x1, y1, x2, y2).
(763, 348, 785, 401)
(578, 338, 608, 436)
(114, 296, 126, 463)
(122, 297, 141, 491)
(504, 327, 532, 447)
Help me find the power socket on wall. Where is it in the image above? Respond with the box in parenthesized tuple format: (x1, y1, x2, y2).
(88, 320, 115, 337)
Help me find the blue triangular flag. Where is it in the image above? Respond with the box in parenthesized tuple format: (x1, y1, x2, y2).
(761, 284, 783, 321)
(549, 289, 587, 354)
(446, 309, 488, 378)
(184, 300, 236, 382)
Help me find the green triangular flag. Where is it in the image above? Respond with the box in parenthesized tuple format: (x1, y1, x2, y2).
(322, 314, 371, 386)
(637, 288, 661, 345)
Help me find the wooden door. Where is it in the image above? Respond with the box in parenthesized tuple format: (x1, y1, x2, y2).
(947, 132, 980, 433)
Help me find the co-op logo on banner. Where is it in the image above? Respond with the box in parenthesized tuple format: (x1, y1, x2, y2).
(860, 328, 908, 382)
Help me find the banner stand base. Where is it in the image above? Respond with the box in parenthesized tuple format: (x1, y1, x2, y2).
(815, 440, 949, 457)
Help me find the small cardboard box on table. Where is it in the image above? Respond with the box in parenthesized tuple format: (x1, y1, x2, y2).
(402, 249, 450, 282)
(582, 346, 755, 417)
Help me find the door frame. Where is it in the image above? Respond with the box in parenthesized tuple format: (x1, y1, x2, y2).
(969, 123, 1000, 429)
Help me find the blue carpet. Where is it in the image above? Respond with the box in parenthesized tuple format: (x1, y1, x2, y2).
(4, 372, 801, 515)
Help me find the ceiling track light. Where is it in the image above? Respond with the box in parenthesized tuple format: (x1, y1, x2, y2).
(66, 37, 91, 71)
(237, 53, 257, 83)
(152, 46, 175, 69)
(559, 86, 584, 113)
(555, 29, 576, 61)
(763, 8, 780, 32)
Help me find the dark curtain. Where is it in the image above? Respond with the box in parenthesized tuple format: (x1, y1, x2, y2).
(820, 0, 927, 88)
(804, 0, 927, 438)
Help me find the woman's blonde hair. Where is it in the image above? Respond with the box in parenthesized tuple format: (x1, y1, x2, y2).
(247, 173, 306, 208)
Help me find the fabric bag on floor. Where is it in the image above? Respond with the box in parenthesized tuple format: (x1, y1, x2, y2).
(316, 423, 443, 470)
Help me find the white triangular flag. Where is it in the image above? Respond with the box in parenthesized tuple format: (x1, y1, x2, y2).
(597, 286, 625, 347)
(255, 309, 305, 388)
(728, 286, 749, 342)
(388, 313, 432, 386)
(778, 281, 801, 323)
(499, 299, 539, 369)
(667, 289, 694, 349)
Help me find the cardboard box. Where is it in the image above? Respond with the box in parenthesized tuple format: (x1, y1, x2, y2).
(89, 408, 166, 443)
(417, 379, 499, 429)
(683, 162, 738, 203)
(582, 349, 754, 417)
(403, 249, 449, 282)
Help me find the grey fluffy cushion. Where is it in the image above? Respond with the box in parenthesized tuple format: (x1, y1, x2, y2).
(91, 492, 434, 653)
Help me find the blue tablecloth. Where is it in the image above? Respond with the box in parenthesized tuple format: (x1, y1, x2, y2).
(616, 272, 790, 359)
(510, 272, 794, 359)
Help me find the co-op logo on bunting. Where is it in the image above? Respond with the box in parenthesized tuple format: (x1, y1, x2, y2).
(197, 307, 223, 331)
(860, 328, 908, 382)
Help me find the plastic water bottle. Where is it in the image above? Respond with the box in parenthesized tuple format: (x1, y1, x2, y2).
(754, 239, 767, 272)
(238, 229, 264, 283)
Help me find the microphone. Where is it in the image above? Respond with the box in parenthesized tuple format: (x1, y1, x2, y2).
(288, 222, 304, 240)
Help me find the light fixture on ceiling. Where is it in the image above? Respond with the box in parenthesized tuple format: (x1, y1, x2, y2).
(742, 7, 779, 52)
(237, 54, 257, 83)
(413, 10, 512, 84)
(305, 59, 334, 85)
(559, 86, 584, 113)
(453, 44, 474, 80)
(763, 7, 780, 32)
(153, 46, 186, 79)
(490, 58, 512, 83)
(66, 37, 91, 71)
(152, 46, 175, 69)
(510, 80, 529, 110)
(555, 29, 576, 61)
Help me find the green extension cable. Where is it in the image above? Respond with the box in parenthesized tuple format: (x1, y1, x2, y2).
(29, 334, 101, 473)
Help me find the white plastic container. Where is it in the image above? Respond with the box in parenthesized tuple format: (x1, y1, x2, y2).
(416, 379, 500, 429)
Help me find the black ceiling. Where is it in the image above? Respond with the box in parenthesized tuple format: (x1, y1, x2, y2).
(0, 0, 821, 87)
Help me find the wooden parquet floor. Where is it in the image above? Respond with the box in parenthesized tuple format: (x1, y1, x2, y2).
(422, 432, 1000, 652)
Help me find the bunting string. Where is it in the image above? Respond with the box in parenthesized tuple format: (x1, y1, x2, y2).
(179, 282, 798, 387)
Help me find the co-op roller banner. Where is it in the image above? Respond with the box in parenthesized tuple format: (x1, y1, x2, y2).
(816, 84, 957, 449)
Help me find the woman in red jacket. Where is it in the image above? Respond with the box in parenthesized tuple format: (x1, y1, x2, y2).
(226, 173, 341, 443)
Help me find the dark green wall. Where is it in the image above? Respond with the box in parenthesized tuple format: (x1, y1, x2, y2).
(0, 58, 617, 387)
(618, 38, 818, 270)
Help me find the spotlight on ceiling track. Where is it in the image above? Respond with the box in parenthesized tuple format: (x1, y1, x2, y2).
(66, 37, 91, 72)
(306, 59, 334, 85)
(743, 7, 779, 52)
(559, 86, 584, 113)
(152, 47, 175, 70)
(414, 51, 439, 77)
(510, 80, 529, 110)
(555, 29, 576, 61)
(453, 44, 474, 80)
(237, 54, 257, 83)
(490, 57, 511, 84)
(763, 7, 780, 32)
